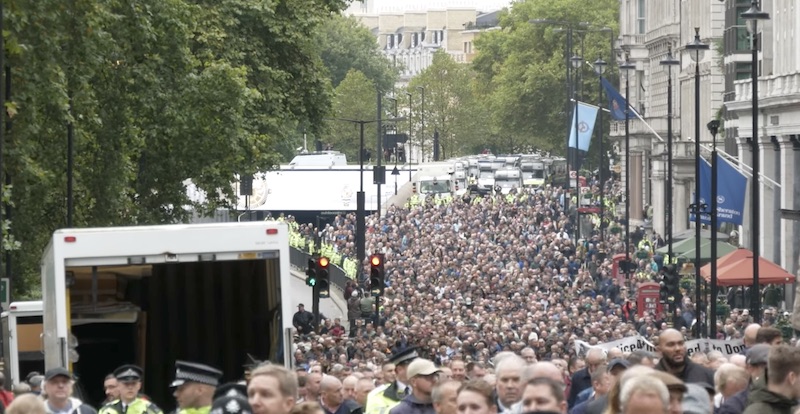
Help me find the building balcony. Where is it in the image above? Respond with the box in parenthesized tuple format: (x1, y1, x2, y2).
(645, 23, 680, 44)
(620, 33, 647, 47)
(651, 141, 698, 161)
(731, 71, 800, 107)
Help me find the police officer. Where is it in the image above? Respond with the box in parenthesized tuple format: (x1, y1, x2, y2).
(171, 361, 223, 414)
(99, 365, 162, 414)
(365, 348, 418, 414)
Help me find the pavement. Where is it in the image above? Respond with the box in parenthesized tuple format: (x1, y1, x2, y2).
(289, 269, 347, 321)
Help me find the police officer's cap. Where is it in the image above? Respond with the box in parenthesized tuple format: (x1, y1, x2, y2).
(243, 354, 263, 371)
(171, 361, 224, 388)
(213, 382, 248, 400)
(388, 347, 418, 366)
(114, 365, 143, 382)
(210, 395, 252, 414)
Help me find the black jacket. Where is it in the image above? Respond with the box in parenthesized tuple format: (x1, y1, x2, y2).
(567, 368, 592, 408)
(655, 358, 715, 385)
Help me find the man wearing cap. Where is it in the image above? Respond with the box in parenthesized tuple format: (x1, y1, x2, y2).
(293, 304, 315, 336)
(717, 344, 770, 414)
(171, 361, 223, 414)
(388, 359, 440, 414)
(99, 365, 163, 414)
(365, 348, 418, 414)
(42, 368, 97, 414)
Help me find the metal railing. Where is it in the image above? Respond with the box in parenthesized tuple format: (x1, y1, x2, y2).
(289, 246, 350, 294)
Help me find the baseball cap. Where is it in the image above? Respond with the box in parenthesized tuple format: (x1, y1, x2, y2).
(746, 344, 770, 366)
(607, 358, 631, 372)
(406, 359, 441, 379)
(44, 368, 73, 381)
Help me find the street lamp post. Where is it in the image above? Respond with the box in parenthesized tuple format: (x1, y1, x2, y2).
(620, 55, 636, 266)
(686, 27, 709, 337)
(707, 119, 720, 337)
(405, 91, 413, 181)
(593, 56, 607, 241)
(660, 46, 679, 264)
(329, 116, 406, 282)
(417, 86, 425, 163)
(742, 0, 769, 323)
(571, 53, 583, 245)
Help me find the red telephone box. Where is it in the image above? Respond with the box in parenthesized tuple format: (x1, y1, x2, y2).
(637, 282, 663, 317)
(611, 253, 629, 284)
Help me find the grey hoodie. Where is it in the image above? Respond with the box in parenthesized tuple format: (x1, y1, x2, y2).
(44, 397, 97, 414)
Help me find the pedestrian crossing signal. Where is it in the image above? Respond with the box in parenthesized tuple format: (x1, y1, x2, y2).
(316, 256, 330, 299)
(369, 253, 385, 297)
(305, 258, 317, 287)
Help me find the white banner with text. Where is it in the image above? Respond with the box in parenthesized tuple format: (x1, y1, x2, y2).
(575, 335, 745, 357)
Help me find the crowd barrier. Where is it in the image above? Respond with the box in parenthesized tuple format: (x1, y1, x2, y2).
(289, 245, 352, 294)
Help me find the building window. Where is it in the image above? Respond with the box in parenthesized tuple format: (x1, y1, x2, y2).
(735, 62, 752, 80)
(637, 0, 646, 34)
(735, 6, 751, 51)
(433, 30, 445, 45)
(397, 34, 403, 48)
(387, 34, 395, 49)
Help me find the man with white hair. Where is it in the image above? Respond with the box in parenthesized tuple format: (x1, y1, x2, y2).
(568, 348, 606, 408)
(495, 355, 525, 412)
(619, 376, 669, 414)
(43, 368, 97, 414)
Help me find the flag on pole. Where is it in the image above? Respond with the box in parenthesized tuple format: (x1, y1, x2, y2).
(601, 77, 638, 121)
(690, 154, 748, 226)
(568, 102, 599, 151)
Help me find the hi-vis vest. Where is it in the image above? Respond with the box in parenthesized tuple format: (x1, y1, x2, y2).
(365, 381, 407, 414)
(99, 398, 163, 414)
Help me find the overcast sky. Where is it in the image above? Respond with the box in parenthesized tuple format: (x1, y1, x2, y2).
(346, 0, 513, 14)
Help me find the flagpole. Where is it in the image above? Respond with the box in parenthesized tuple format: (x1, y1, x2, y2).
(571, 53, 584, 245)
(697, 143, 780, 189)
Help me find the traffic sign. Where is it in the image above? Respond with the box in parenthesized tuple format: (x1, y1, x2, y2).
(0, 278, 9, 310)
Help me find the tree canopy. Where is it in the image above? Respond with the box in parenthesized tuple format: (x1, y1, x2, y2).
(472, 0, 618, 154)
(3, 0, 348, 296)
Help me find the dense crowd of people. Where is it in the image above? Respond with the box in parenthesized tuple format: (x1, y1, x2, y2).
(276, 178, 800, 414)
(290, 180, 715, 370)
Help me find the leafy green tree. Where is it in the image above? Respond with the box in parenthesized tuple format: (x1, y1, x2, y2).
(2, 0, 347, 296)
(317, 14, 398, 92)
(472, 0, 618, 155)
(407, 50, 479, 159)
(325, 70, 379, 161)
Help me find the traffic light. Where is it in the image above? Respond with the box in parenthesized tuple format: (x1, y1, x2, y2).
(305, 258, 317, 287)
(369, 253, 385, 297)
(316, 256, 330, 299)
(660, 265, 682, 305)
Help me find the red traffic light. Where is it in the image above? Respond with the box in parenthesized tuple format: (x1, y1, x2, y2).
(318, 257, 329, 268)
(370, 255, 382, 267)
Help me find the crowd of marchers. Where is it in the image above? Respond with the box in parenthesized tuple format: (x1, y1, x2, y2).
(282, 325, 792, 414)
(289, 182, 779, 370)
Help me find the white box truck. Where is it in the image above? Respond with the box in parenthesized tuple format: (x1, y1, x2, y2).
(41, 222, 292, 407)
(1, 301, 45, 387)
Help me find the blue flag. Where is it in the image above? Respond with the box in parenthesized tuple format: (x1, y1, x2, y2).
(568, 102, 599, 151)
(601, 77, 637, 121)
(690, 154, 748, 226)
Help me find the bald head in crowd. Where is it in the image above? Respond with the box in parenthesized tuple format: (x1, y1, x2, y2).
(743, 323, 761, 348)
(522, 362, 565, 384)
